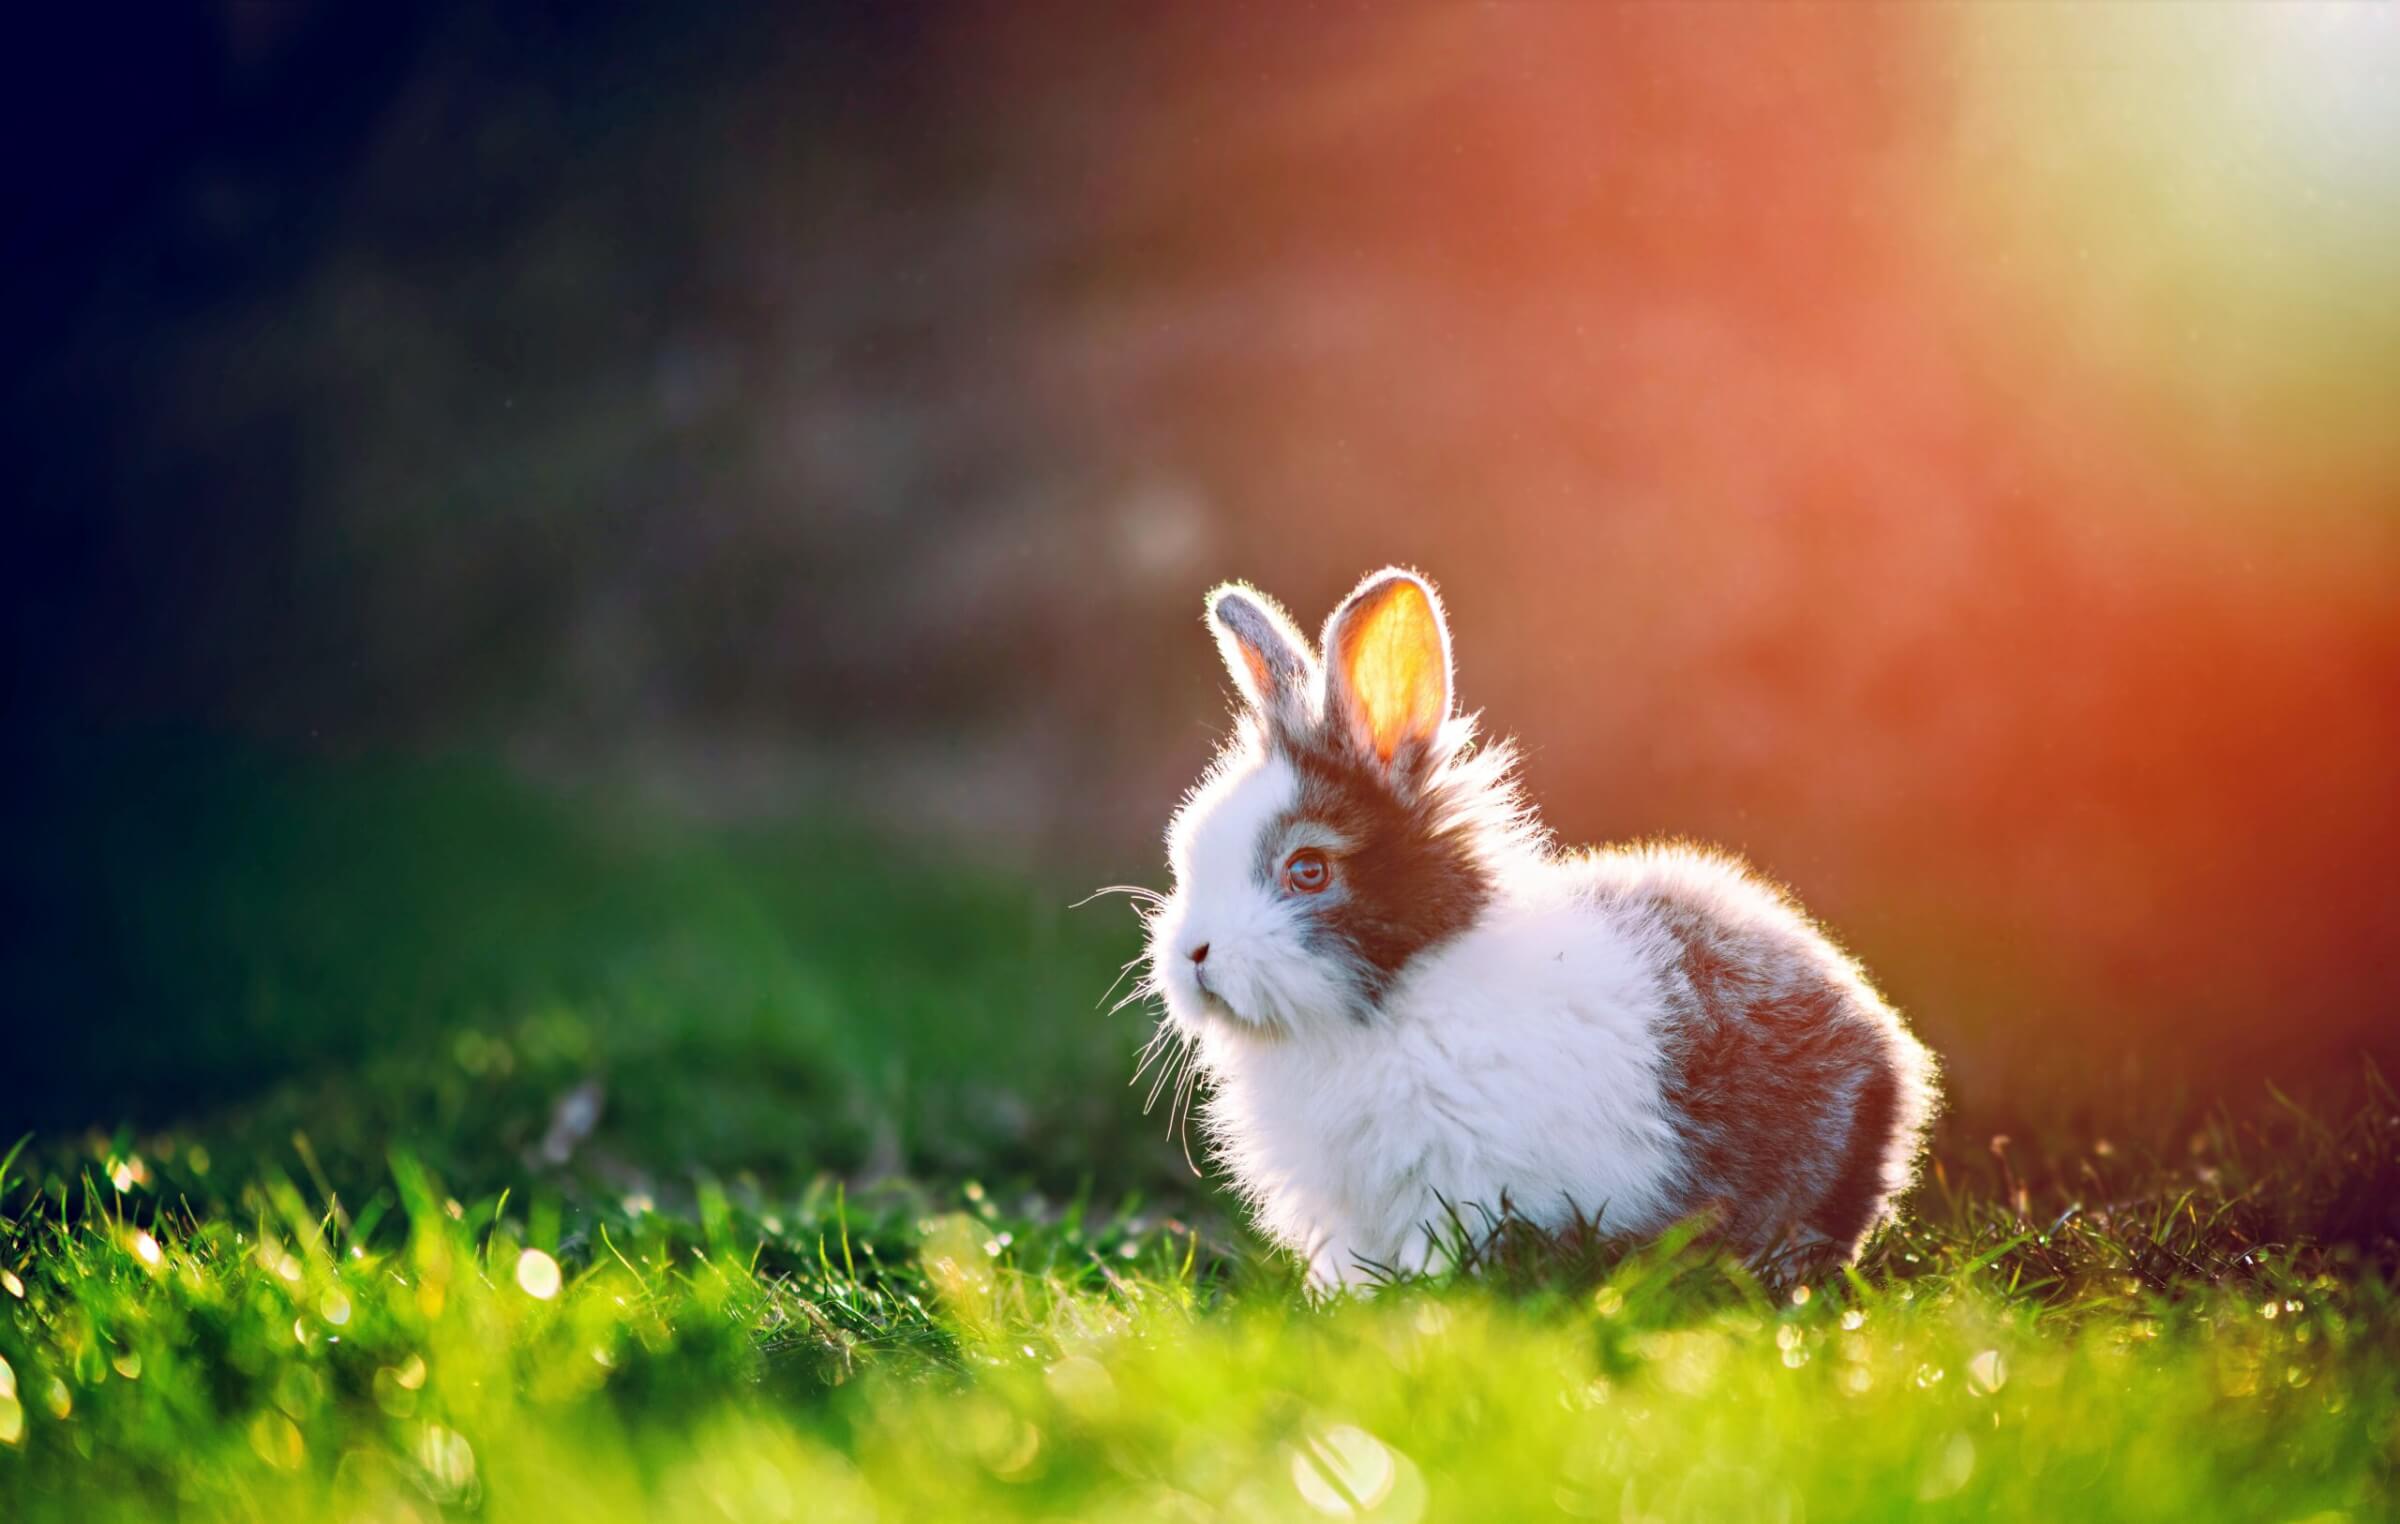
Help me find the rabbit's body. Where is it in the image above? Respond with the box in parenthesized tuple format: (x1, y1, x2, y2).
(1140, 569, 1938, 1288)
(1207, 857, 1686, 1282)
(1208, 844, 1927, 1282)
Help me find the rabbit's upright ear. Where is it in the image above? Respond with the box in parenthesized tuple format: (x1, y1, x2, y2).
(1322, 568, 1451, 776)
(1209, 583, 1315, 730)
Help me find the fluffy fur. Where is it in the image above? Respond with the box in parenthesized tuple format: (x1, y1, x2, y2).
(1133, 567, 1940, 1289)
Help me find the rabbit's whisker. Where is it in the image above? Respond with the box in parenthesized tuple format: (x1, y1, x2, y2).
(1072, 884, 1167, 908)
(1095, 954, 1145, 1011)
(1130, 1024, 1177, 1087)
(1171, 1049, 1206, 1176)
(1142, 1054, 1183, 1116)
(1140, 1031, 1187, 1113)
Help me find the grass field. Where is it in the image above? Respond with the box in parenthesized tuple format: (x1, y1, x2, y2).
(3, 753, 2395, 1521)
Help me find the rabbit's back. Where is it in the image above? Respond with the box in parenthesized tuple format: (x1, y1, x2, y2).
(1572, 844, 1940, 1259)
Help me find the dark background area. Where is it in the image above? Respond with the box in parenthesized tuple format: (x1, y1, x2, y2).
(6, 3, 2398, 1137)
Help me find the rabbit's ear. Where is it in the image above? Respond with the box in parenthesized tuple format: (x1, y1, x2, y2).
(1322, 568, 1451, 773)
(1209, 583, 1314, 724)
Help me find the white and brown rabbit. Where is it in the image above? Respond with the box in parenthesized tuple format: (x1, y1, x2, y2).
(1134, 567, 1939, 1289)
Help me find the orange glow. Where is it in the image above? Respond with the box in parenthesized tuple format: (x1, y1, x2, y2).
(932, 6, 2400, 1083)
(1333, 575, 1449, 764)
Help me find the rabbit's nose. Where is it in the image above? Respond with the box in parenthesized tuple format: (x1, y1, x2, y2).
(1189, 943, 1210, 966)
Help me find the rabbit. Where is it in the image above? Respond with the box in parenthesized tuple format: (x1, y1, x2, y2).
(1130, 566, 1939, 1290)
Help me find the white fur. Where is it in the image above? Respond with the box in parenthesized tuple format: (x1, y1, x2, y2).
(1148, 736, 1689, 1289)
(1153, 752, 1366, 1038)
(1211, 874, 1686, 1287)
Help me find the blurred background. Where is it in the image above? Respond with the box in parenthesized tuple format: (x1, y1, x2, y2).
(5, 3, 2397, 1163)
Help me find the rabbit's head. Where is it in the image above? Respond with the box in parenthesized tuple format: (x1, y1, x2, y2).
(1145, 568, 1532, 1041)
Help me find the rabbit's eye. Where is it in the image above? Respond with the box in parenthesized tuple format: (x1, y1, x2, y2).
(1282, 848, 1332, 895)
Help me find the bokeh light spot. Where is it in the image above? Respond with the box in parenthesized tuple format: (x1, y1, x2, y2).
(1292, 1425, 1398, 1517)
(515, 1248, 563, 1300)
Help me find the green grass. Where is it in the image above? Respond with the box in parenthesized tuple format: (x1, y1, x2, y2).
(3, 751, 2396, 1521)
